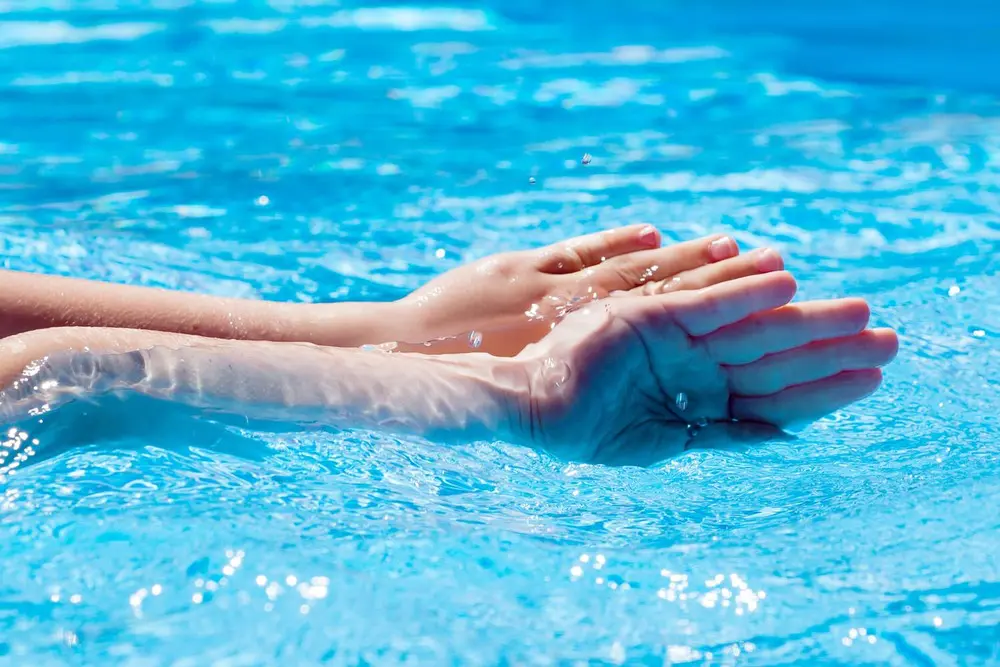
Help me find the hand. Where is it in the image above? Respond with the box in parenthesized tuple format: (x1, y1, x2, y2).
(512, 271, 899, 465)
(0, 270, 897, 470)
(392, 224, 783, 356)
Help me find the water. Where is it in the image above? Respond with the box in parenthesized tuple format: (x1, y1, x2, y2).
(0, 1, 998, 664)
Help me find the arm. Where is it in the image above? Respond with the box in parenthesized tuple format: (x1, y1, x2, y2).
(0, 268, 898, 467)
(0, 228, 751, 357)
(0, 326, 527, 446)
(0, 269, 401, 346)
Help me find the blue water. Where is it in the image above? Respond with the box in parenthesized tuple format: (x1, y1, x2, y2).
(1, 1, 999, 664)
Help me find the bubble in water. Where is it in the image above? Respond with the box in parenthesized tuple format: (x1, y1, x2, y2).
(675, 392, 688, 411)
(468, 331, 483, 349)
(582, 153, 593, 165)
(529, 176, 536, 185)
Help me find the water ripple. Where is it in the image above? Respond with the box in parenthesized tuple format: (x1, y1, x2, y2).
(0, 0, 998, 664)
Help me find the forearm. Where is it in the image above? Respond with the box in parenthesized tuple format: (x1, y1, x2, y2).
(0, 269, 400, 346)
(0, 328, 528, 446)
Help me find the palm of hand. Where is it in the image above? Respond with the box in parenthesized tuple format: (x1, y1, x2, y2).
(518, 272, 898, 466)
(521, 301, 732, 465)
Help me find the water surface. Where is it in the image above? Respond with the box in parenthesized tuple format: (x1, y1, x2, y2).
(0, 2, 998, 664)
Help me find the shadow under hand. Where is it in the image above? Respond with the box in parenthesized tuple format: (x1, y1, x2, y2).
(686, 420, 796, 453)
(593, 419, 794, 468)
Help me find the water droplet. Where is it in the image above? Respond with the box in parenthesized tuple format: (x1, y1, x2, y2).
(638, 264, 660, 284)
(675, 392, 688, 411)
(609, 641, 626, 665)
(541, 357, 570, 391)
(468, 331, 483, 349)
(254, 195, 270, 206)
(528, 176, 536, 185)
(685, 417, 710, 443)
(582, 153, 593, 165)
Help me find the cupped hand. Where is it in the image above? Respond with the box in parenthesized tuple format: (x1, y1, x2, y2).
(395, 224, 783, 356)
(515, 271, 899, 466)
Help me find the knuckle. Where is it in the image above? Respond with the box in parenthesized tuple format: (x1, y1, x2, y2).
(609, 262, 639, 288)
(487, 252, 523, 281)
(536, 246, 583, 274)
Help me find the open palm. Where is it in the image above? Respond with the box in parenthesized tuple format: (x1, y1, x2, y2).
(518, 271, 898, 466)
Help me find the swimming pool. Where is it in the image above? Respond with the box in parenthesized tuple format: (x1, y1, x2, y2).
(1, 1, 998, 664)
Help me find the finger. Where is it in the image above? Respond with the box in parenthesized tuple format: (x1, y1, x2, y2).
(731, 368, 884, 426)
(667, 271, 798, 336)
(633, 247, 783, 296)
(727, 328, 899, 396)
(596, 234, 740, 289)
(701, 298, 871, 365)
(535, 224, 661, 274)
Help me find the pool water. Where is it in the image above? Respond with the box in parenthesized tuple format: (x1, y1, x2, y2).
(1, 2, 999, 665)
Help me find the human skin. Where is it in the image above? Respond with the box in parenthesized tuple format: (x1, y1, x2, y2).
(0, 225, 780, 357)
(0, 272, 898, 467)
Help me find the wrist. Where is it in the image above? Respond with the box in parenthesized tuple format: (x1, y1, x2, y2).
(412, 351, 533, 445)
(297, 300, 412, 347)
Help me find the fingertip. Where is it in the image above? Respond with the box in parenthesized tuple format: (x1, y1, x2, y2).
(707, 235, 739, 261)
(676, 270, 798, 336)
(848, 367, 884, 398)
(723, 270, 798, 307)
(768, 270, 798, 303)
(731, 367, 886, 426)
(819, 368, 884, 403)
(699, 269, 796, 297)
(845, 298, 872, 330)
(868, 327, 900, 364)
(538, 225, 662, 273)
(753, 247, 784, 272)
(638, 224, 661, 248)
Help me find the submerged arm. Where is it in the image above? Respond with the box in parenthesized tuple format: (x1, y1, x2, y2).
(0, 327, 529, 447)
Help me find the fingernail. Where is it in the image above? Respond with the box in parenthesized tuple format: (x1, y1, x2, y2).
(708, 236, 738, 261)
(754, 248, 783, 272)
(638, 225, 660, 247)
